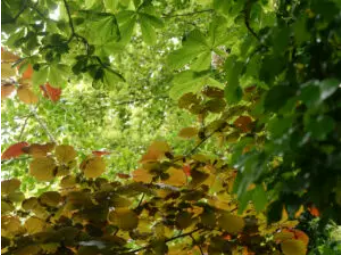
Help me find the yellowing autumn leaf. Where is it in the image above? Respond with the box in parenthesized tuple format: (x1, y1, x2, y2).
(140, 141, 170, 163)
(133, 168, 153, 183)
(39, 191, 61, 207)
(29, 157, 57, 181)
(1, 179, 21, 195)
(178, 127, 198, 139)
(22, 143, 55, 158)
(108, 208, 138, 231)
(55, 145, 77, 163)
(1, 215, 22, 236)
(81, 156, 106, 178)
(218, 213, 245, 233)
(1, 83, 16, 99)
(161, 167, 187, 187)
(25, 216, 47, 234)
(17, 85, 39, 104)
(281, 239, 307, 255)
(1, 63, 17, 78)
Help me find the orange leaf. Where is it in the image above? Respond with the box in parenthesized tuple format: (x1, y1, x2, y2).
(40, 83, 61, 102)
(234, 116, 252, 133)
(140, 141, 170, 163)
(92, 150, 111, 157)
(17, 86, 38, 104)
(21, 64, 34, 80)
(308, 206, 320, 217)
(282, 229, 309, 246)
(1, 142, 29, 160)
(133, 168, 153, 183)
(183, 164, 191, 176)
(117, 173, 130, 179)
(1, 83, 16, 99)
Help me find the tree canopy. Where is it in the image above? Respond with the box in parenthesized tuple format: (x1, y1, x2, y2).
(1, 0, 341, 254)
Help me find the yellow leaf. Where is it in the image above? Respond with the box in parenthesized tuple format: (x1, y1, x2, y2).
(1, 215, 22, 236)
(39, 191, 61, 207)
(17, 86, 38, 104)
(22, 143, 55, 158)
(162, 167, 187, 187)
(140, 141, 170, 163)
(1, 178, 21, 195)
(133, 168, 153, 183)
(274, 231, 295, 242)
(281, 239, 307, 255)
(60, 175, 77, 189)
(1, 63, 17, 78)
(55, 145, 77, 163)
(25, 216, 47, 234)
(1, 83, 16, 99)
(218, 213, 245, 233)
(81, 156, 106, 178)
(29, 157, 57, 181)
(108, 208, 138, 231)
(178, 127, 198, 139)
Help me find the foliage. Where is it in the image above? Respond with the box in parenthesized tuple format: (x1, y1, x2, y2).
(2, 143, 310, 255)
(2, 0, 341, 254)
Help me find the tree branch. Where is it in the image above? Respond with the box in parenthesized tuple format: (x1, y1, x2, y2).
(163, 9, 214, 18)
(121, 228, 202, 255)
(31, 109, 56, 143)
(244, 0, 261, 42)
(190, 234, 204, 255)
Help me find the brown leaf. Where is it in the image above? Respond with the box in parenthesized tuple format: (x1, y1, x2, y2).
(218, 213, 245, 233)
(133, 168, 153, 183)
(178, 127, 198, 139)
(1, 48, 19, 63)
(161, 167, 187, 187)
(1, 83, 16, 99)
(80, 156, 106, 179)
(140, 141, 171, 163)
(25, 216, 47, 234)
(22, 143, 55, 158)
(108, 208, 139, 231)
(233, 116, 252, 133)
(17, 85, 39, 104)
(92, 150, 111, 157)
(29, 157, 57, 181)
(1, 142, 29, 160)
(1, 179, 21, 195)
(40, 83, 61, 102)
(39, 191, 61, 207)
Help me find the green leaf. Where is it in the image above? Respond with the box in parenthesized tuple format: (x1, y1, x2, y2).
(319, 78, 340, 100)
(140, 15, 157, 45)
(32, 65, 49, 86)
(252, 185, 267, 212)
(305, 115, 335, 140)
(168, 47, 204, 70)
(191, 51, 211, 71)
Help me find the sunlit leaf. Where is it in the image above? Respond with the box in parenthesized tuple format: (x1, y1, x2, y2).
(108, 208, 138, 231)
(1, 179, 21, 195)
(22, 143, 55, 158)
(1, 142, 29, 160)
(1, 83, 16, 99)
(281, 239, 307, 255)
(17, 85, 39, 104)
(81, 156, 106, 178)
(55, 145, 77, 163)
(218, 213, 245, 233)
(29, 157, 57, 181)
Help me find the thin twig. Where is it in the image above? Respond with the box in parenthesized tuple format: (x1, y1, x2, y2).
(31, 109, 56, 143)
(190, 234, 204, 255)
(17, 115, 31, 141)
(121, 228, 201, 255)
(2, 0, 28, 24)
(163, 9, 214, 18)
(243, 0, 261, 42)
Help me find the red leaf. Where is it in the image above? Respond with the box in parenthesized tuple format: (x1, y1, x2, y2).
(40, 83, 61, 102)
(183, 164, 191, 176)
(117, 173, 130, 179)
(234, 116, 253, 133)
(92, 150, 111, 157)
(1, 142, 29, 160)
(308, 206, 320, 217)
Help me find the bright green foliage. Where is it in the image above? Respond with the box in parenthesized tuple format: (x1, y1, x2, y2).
(2, 0, 341, 254)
